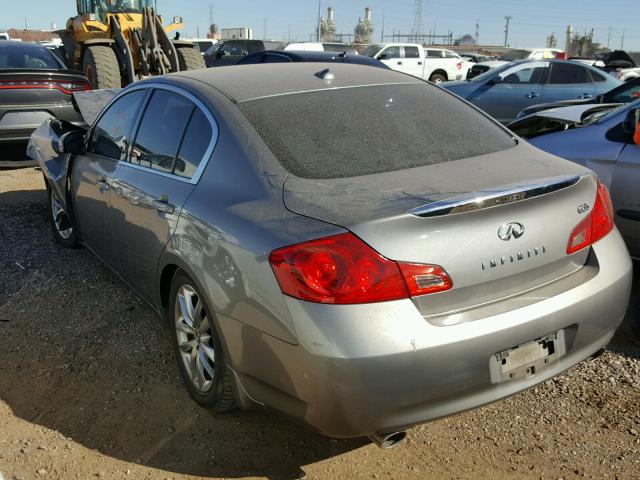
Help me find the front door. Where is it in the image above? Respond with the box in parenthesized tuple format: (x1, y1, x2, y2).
(109, 88, 214, 303)
(71, 89, 147, 263)
(471, 61, 550, 123)
(378, 46, 405, 73)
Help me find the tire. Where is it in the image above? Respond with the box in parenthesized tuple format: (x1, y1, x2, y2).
(176, 47, 206, 71)
(46, 182, 79, 248)
(83, 46, 121, 89)
(169, 270, 235, 412)
(429, 72, 447, 83)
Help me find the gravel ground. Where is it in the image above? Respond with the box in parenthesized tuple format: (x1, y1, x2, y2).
(0, 168, 639, 480)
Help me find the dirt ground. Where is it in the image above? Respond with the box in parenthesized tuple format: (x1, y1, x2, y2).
(0, 168, 639, 480)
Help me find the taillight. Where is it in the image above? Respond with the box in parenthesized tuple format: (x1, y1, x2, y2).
(567, 181, 614, 255)
(0, 79, 91, 95)
(269, 233, 452, 304)
(456, 62, 462, 70)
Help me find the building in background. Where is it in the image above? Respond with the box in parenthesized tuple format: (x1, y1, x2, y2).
(221, 27, 252, 40)
(354, 7, 373, 44)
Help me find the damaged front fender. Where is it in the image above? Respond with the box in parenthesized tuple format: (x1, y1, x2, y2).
(27, 118, 85, 212)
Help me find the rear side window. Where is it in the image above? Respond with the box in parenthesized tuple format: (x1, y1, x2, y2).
(175, 108, 212, 179)
(590, 69, 607, 83)
(426, 50, 442, 58)
(130, 90, 193, 174)
(240, 83, 516, 179)
(404, 46, 420, 59)
(245, 42, 263, 54)
(549, 62, 590, 84)
(88, 90, 146, 160)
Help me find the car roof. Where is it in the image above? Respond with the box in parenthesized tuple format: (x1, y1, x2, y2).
(170, 63, 420, 103)
(255, 50, 384, 64)
(0, 40, 48, 51)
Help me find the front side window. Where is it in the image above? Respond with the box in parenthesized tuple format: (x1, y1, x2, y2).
(549, 62, 590, 84)
(498, 62, 549, 84)
(380, 46, 401, 59)
(404, 47, 420, 59)
(130, 90, 194, 174)
(88, 90, 146, 160)
(220, 41, 244, 56)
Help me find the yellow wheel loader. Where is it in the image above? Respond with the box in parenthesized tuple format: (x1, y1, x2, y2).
(59, 0, 206, 89)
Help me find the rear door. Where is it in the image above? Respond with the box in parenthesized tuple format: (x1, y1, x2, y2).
(401, 46, 424, 78)
(109, 87, 216, 303)
(542, 62, 596, 104)
(71, 89, 147, 263)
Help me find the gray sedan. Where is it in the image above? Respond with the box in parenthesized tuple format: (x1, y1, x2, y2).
(28, 64, 631, 446)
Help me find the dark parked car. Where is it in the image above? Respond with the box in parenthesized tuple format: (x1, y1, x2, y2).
(28, 64, 631, 447)
(0, 40, 89, 167)
(460, 53, 494, 63)
(516, 76, 640, 118)
(443, 59, 621, 123)
(204, 39, 282, 67)
(235, 50, 389, 69)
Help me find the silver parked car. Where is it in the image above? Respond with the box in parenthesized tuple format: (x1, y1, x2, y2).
(28, 64, 632, 447)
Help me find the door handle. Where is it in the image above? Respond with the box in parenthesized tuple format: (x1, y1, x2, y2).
(97, 178, 110, 192)
(397, 61, 402, 65)
(579, 94, 593, 99)
(152, 198, 175, 214)
(418, 61, 423, 65)
(526, 92, 540, 98)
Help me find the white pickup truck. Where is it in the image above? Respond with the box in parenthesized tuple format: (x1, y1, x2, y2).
(361, 43, 469, 83)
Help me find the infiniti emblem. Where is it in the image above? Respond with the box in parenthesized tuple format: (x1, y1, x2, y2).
(497, 222, 525, 241)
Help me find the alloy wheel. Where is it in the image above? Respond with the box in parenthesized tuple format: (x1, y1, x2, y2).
(174, 284, 216, 393)
(50, 191, 73, 240)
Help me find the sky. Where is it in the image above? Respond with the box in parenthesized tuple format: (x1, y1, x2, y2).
(2, 0, 639, 50)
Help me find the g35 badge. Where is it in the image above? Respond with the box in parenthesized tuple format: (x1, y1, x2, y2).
(577, 203, 590, 214)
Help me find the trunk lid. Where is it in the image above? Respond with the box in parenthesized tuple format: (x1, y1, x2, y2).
(283, 143, 597, 323)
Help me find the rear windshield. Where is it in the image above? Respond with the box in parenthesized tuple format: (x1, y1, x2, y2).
(0, 43, 60, 70)
(239, 83, 516, 179)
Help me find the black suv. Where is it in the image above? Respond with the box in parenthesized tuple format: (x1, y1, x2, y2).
(204, 40, 282, 67)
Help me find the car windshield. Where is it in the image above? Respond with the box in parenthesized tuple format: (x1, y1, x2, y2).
(0, 43, 61, 70)
(500, 49, 531, 61)
(361, 44, 383, 58)
(240, 83, 516, 179)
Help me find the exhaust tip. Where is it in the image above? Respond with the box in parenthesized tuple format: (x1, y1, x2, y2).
(369, 431, 407, 449)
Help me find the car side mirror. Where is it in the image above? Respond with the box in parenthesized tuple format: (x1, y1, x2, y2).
(377, 54, 388, 60)
(216, 50, 226, 58)
(55, 130, 85, 155)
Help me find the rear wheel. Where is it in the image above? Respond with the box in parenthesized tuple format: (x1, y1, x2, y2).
(176, 47, 206, 71)
(83, 46, 121, 89)
(429, 72, 447, 83)
(169, 271, 235, 412)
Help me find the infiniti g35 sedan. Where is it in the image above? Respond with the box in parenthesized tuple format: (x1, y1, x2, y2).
(27, 64, 632, 447)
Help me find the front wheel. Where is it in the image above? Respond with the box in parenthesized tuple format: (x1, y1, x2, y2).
(169, 271, 235, 412)
(47, 184, 79, 248)
(176, 47, 206, 71)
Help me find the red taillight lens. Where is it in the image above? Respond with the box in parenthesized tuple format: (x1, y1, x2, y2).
(456, 62, 462, 70)
(567, 181, 614, 255)
(269, 233, 452, 304)
(0, 79, 91, 95)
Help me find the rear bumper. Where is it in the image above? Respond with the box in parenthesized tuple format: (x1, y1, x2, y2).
(221, 229, 632, 438)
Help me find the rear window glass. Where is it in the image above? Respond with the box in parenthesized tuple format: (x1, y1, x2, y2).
(0, 43, 60, 69)
(240, 83, 516, 179)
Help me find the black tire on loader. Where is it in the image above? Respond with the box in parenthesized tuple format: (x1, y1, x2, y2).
(83, 46, 121, 89)
(176, 47, 206, 71)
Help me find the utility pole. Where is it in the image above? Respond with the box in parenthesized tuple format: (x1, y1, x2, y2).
(621, 29, 625, 49)
(475, 19, 480, 45)
(381, 9, 385, 42)
(209, 5, 213, 29)
(504, 16, 512, 47)
(263, 18, 268, 40)
(606, 26, 612, 49)
(316, 0, 322, 42)
(288, 24, 292, 42)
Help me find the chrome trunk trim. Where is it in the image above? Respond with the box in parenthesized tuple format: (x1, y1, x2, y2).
(409, 174, 583, 218)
